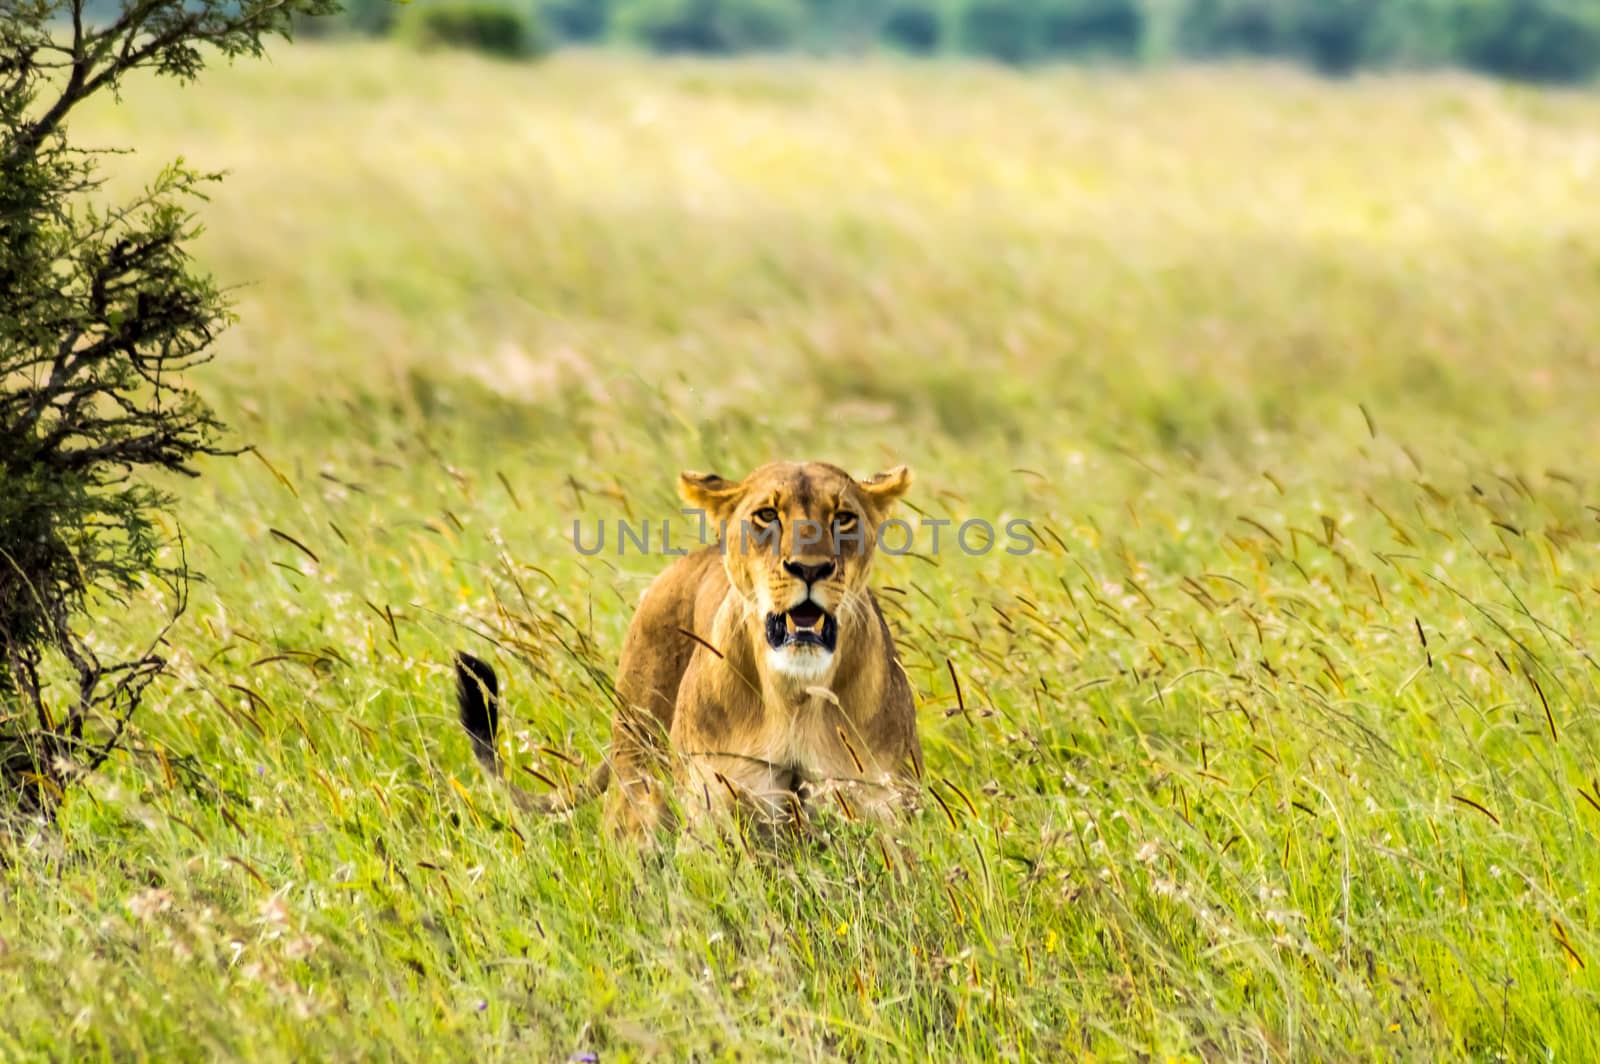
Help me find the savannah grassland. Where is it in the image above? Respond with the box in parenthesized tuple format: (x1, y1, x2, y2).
(5, 42, 1600, 1061)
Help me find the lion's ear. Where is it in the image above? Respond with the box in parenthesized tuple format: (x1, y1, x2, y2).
(858, 465, 912, 515)
(678, 471, 744, 522)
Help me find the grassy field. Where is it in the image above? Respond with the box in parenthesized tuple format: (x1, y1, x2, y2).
(5, 42, 1600, 1060)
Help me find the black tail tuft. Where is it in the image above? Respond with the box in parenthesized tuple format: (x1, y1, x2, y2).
(454, 651, 500, 772)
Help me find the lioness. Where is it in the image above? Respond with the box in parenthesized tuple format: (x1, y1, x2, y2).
(454, 460, 922, 838)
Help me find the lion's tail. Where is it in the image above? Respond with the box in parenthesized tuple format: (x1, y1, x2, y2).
(453, 652, 611, 814)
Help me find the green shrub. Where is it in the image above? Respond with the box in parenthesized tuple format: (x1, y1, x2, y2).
(881, 2, 942, 52)
(292, 0, 398, 37)
(397, 0, 548, 57)
(1452, 0, 1600, 82)
(959, 0, 1034, 61)
(714, 0, 806, 49)
(539, 0, 611, 42)
(1176, 0, 1283, 56)
(345, 0, 404, 34)
(1037, 0, 1144, 58)
(960, 0, 1142, 64)
(1283, 0, 1383, 74)
(616, 0, 804, 53)
(1171, 0, 1600, 82)
(796, 0, 892, 51)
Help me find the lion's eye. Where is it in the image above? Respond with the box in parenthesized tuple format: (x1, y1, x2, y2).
(834, 511, 859, 530)
(753, 507, 779, 524)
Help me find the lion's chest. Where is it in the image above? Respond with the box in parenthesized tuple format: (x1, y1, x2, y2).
(750, 696, 851, 780)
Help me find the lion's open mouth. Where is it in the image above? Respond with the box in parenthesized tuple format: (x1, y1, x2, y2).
(765, 601, 838, 653)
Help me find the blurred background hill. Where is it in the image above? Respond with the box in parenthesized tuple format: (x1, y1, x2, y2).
(259, 0, 1600, 82)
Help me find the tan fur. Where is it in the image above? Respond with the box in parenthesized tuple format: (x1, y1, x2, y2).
(476, 461, 921, 839)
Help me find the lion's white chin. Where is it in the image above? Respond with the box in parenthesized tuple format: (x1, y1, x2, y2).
(766, 645, 835, 683)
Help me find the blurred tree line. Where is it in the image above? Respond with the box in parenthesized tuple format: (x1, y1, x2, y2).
(307, 0, 1599, 81)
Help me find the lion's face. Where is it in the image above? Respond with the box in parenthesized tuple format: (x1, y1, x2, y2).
(680, 461, 911, 682)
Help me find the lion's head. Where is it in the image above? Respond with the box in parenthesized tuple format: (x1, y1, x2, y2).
(679, 461, 912, 683)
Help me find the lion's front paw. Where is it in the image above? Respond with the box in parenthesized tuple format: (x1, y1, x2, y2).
(604, 780, 673, 841)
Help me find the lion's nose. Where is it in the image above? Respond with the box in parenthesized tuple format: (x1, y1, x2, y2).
(783, 559, 836, 585)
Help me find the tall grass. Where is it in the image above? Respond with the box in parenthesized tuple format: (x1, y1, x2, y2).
(4, 44, 1600, 1059)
